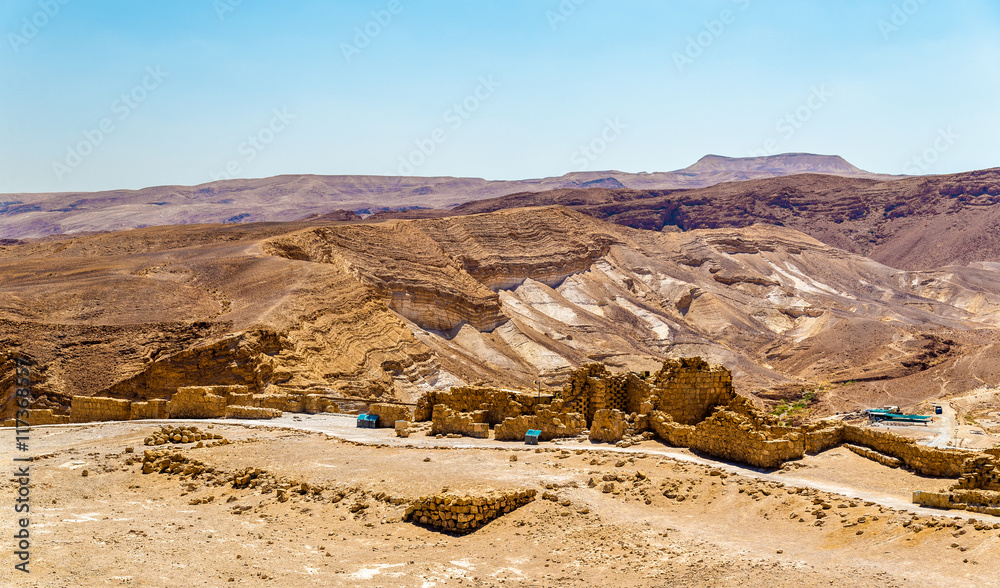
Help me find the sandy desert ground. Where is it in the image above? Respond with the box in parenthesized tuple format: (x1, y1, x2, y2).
(4, 415, 1000, 588)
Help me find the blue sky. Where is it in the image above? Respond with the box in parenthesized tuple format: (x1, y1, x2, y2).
(2, 0, 998, 193)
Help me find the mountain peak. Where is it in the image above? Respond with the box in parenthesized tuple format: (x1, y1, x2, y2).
(682, 153, 864, 175)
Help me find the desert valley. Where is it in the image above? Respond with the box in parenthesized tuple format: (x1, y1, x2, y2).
(4, 154, 1000, 586)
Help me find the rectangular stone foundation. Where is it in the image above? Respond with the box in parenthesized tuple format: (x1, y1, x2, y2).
(403, 489, 536, 533)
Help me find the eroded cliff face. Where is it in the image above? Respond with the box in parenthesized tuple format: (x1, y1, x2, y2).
(2, 205, 1000, 417)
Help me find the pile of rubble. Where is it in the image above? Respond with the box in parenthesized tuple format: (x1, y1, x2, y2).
(143, 425, 229, 446)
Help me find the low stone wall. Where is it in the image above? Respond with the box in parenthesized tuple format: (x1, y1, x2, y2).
(70, 396, 132, 423)
(168, 387, 228, 419)
(225, 405, 282, 419)
(369, 403, 414, 428)
(494, 404, 586, 442)
(589, 409, 627, 443)
(842, 425, 967, 477)
(403, 489, 536, 533)
(845, 444, 902, 468)
(911, 454, 1000, 514)
(913, 490, 1000, 516)
(1, 409, 71, 427)
(431, 405, 489, 438)
(686, 408, 803, 469)
(130, 400, 169, 420)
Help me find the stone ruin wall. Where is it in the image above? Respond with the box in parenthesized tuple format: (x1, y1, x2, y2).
(368, 403, 415, 428)
(913, 454, 1000, 514)
(1, 382, 372, 427)
(225, 405, 283, 419)
(430, 405, 489, 438)
(403, 489, 537, 533)
(560, 364, 650, 423)
(652, 358, 735, 425)
(415, 386, 540, 424)
(493, 401, 587, 441)
(70, 396, 132, 423)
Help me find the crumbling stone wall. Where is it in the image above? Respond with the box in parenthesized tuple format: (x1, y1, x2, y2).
(954, 455, 1000, 491)
(403, 489, 536, 533)
(431, 405, 489, 438)
(494, 401, 586, 441)
(913, 455, 1000, 514)
(369, 403, 414, 428)
(686, 407, 804, 469)
(129, 400, 169, 420)
(841, 425, 967, 477)
(415, 386, 539, 424)
(845, 444, 902, 468)
(168, 387, 228, 419)
(70, 396, 132, 423)
(652, 357, 735, 425)
(225, 405, 282, 419)
(560, 364, 642, 422)
(649, 411, 695, 446)
(589, 409, 627, 443)
(2, 409, 71, 426)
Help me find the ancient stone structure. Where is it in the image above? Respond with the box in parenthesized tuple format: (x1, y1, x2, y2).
(1, 408, 70, 426)
(845, 444, 902, 468)
(431, 405, 489, 438)
(403, 489, 536, 533)
(589, 409, 627, 444)
(70, 396, 132, 423)
(368, 403, 414, 428)
(168, 386, 229, 419)
(129, 400, 169, 420)
(225, 405, 283, 419)
(493, 402, 586, 441)
(913, 454, 1000, 514)
(414, 386, 543, 424)
(650, 358, 735, 425)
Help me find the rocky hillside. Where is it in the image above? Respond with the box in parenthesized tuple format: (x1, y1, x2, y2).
(2, 207, 999, 418)
(445, 169, 1000, 270)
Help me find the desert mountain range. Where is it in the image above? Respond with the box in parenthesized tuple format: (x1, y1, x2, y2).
(0, 153, 897, 239)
